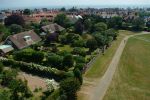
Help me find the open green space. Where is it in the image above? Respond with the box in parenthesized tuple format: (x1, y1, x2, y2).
(104, 34, 150, 100)
(84, 30, 137, 78)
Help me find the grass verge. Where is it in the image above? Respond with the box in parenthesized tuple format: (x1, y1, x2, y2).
(104, 34, 150, 100)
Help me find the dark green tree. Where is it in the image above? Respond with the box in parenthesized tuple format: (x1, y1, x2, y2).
(23, 9, 32, 15)
(132, 17, 145, 31)
(107, 16, 123, 29)
(60, 77, 81, 100)
(63, 54, 74, 68)
(5, 14, 25, 26)
(9, 24, 23, 34)
(86, 38, 98, 52)
(47, 53, 63, 69)
(74, 20, 84, 35)
(54, 13, 70, 28)
(94, 22, 107, 32)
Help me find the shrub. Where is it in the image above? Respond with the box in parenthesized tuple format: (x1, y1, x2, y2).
(60, 77, 81, 100)
(75, 63, 85, 71)
(63, 54, 74, 68)
(47, 53, 63, 69)
(72, 39, 85, 47)
(72, 47, 86, 57)
(74, 56, 85, 63)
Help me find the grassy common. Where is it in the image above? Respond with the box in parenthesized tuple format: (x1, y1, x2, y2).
(104, 34, 150, 100)
(84, 30, 137, 78)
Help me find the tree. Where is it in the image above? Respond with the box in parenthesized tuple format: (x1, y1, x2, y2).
(60, 77, 81, 100)
(5, 14, 25, 26)
(9, 79, 32, 99)
(74, 19, 84, 34)
(74, 56, 85, 64)
(107, 16, 123, 29)
(40, 18, 50, 26)
(1, 69, 18, 86)
(0, 24, 10, 41)
(73, 68, 83, 84)
(86, 38, 98, 52)
(0, 62, 4, 73)
(60, 7, 66, 12)
(63, 54, 74, 68)
(132, 17, 145, 31)
(23, 9, 31, 15)
(65, 33, 80, 44)
(94, 33, 107, 54)
(94, 22, 107, 32)
(54, 13, 70, 28)
(105, 29, 118, 40)
(9, 24, 22, 34)
(146, 20, 150, 28)
(0, 89, 11, 100)
(83, 19, 92, 31)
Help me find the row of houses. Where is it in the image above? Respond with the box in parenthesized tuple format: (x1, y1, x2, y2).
(0, 23, 65, 56)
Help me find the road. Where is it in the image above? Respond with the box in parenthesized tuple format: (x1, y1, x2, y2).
(81, 32, 150, 100)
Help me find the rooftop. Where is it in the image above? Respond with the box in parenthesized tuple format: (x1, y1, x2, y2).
(0, 45, 12, 49)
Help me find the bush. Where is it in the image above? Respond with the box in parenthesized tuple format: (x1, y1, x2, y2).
(74, 56, 85, 63)
(75, 63, 85, 71)
(63, 54, 74, 68)
(72, 47, 86, 57)
(47, 53, 63, 69)
(72, 39, 85, 47)
(13, 48, 44, 63)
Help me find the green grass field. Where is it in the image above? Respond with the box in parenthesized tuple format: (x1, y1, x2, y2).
(84, 30, 137, 78)
(104, 34, 150, 100)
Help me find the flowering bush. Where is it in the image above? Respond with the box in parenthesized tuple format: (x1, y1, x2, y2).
(45, 79, 59, 92)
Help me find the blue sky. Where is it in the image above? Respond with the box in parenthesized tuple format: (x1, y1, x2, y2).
(0, 0, 150, 9)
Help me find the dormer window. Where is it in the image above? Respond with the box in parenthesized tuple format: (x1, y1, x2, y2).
(23, 36, 32, 41)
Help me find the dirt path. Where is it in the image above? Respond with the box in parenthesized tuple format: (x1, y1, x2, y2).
(18, 72, 47, 91)
(79, 32, 150, 100)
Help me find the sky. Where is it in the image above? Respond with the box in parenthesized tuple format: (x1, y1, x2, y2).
(0, 0, 150, 9)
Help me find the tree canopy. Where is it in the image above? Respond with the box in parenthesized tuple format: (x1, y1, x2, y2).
(5, 15, 25, 26)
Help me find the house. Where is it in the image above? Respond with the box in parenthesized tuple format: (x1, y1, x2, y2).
(4, 30, 41, 50)
(67, 15, 83, 24)
(0, 45, 14, 56)
(41, 23, 65, 42)
(41, 23, 65, 34)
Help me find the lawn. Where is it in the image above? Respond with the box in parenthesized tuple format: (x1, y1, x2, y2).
(84, 30, 137, 78)
(104, 34, 150, 100)
(57, 45, 73, 52)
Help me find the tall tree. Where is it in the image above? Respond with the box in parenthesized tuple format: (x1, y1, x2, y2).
(132, 17, 145, 31)
(23, 9, 32, 15)
(60, 77, 81, 100)
(5, 15, 25, 26)
(63, 54, 74, 68)
(107, 16, 123, 29)
(86, 38, 98, 52)
(74, 19, 84, 35)
(54, 13, 70, 28)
